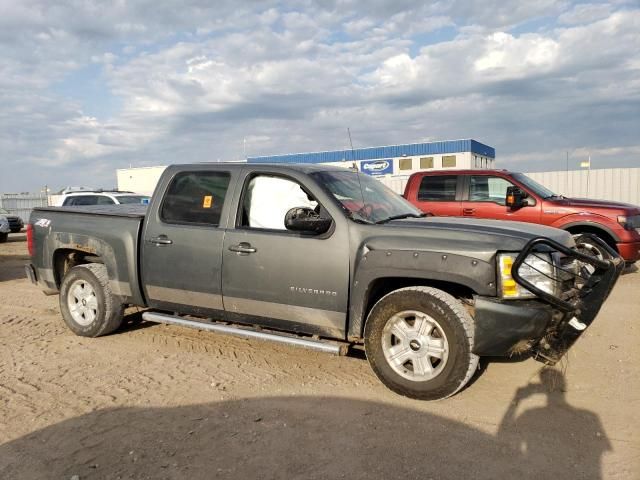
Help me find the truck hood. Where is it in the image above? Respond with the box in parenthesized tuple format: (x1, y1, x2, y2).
(550, 197, 640, 214)
(365, 216, 574, 263)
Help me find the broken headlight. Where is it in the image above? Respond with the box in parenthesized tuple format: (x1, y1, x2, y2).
(498, 252, 557, 299)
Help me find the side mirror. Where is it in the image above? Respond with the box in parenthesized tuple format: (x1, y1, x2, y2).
(506, 186, 528, 209)
(285, 207, 332, 234)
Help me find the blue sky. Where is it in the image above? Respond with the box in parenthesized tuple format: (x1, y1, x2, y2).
(1, 0, 638, 192)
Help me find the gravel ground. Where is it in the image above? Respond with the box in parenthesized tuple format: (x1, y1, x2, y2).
(1, 234, 638, 479)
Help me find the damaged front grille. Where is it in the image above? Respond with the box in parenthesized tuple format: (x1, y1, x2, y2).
(511, 234, 625, 364)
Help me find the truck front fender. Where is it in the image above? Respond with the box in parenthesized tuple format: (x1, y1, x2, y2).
(551, 216, 621, 242)
(347, 247, 496, 340)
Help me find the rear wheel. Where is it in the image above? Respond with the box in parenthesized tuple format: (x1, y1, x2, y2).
(59, 264, 124, 337)
(364, 286, 478, 400)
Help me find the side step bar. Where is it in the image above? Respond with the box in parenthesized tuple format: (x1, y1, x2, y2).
(142, 311, 349, 356)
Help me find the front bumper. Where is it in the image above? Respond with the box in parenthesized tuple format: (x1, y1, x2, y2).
(616, 240, 640, 263)
(473, 235, 625, 363)
(473, 297, 553, 356)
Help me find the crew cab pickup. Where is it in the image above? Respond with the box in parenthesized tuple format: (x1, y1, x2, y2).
(26, 164, 624, 400)
(403, 169, 640, 264)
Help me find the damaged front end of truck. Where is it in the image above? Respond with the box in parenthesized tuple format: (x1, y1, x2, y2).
(472, 234, 625, 364)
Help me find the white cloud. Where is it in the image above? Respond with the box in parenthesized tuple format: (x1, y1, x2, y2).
(0, 1, 639, 192)
(558, 3, 613, 25)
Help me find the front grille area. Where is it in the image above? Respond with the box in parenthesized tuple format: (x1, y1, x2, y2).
(512, 235, 623, 312)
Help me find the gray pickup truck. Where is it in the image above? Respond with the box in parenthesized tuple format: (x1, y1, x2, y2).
(26, 164, 623, 400)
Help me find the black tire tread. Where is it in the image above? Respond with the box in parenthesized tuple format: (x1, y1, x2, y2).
(365, 286, 479, 400)
(60, 264, 123, 337)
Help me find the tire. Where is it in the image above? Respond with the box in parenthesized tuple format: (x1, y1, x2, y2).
(0, 233, 7, 243)
(59, 264, 124, 337)
(364, 286, 479, 400)
(572, 233, 614, 261)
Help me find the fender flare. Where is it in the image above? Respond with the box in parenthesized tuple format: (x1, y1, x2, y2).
(557, 220, 620, 243)
(347, 249, 495, 340)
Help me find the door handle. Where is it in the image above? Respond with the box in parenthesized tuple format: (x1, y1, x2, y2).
(462, 208, 475, 216)
(229, 242, 257, 254)
(148, 235, 173, 245)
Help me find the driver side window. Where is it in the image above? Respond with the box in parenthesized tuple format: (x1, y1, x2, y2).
(469, 176, 514, 206)
(241, 175, 318, 230)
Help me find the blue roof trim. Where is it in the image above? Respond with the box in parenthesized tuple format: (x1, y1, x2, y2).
(248, 139, 495, 164)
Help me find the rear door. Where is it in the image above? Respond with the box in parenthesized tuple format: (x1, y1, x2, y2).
(141, 168, 236, 317)
(460, 174, 541, 223)
(412, 174, 463, 216)
(221, 169, 350, 339)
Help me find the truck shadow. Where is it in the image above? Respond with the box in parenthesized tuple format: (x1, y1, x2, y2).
(0, 370, 609, 480)
(0, 254, 30, 282)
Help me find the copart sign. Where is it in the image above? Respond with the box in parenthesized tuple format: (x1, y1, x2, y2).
(360, 159, 393, 176)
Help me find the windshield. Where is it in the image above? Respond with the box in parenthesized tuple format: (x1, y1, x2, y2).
(116, 195, 150, 205)
(310, 170, 423, 223)
(510, 173, 558, 199)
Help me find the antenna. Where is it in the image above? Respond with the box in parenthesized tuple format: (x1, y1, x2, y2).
(347, 127, 369, 221)
(347, 127, 355, 158)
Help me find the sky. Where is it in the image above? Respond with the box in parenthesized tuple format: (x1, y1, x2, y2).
(1, 0, 639, 193)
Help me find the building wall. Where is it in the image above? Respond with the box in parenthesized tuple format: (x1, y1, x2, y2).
(116, 166, 168, 196)
(321, 152, 496, 177)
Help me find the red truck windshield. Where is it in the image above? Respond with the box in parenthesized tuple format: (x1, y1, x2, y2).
(511, 173, 558, 199)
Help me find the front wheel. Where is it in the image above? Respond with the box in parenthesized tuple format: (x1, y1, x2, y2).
(364, 287, 478, 400)
(59, 263, 124, 337)
(572, 233, 614, 261)
(0, 233, 7, 243)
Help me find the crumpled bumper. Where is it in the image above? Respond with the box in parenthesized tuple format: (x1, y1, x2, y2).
(473, 235, 625, 363)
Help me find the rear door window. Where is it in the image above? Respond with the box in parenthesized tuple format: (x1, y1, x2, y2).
(96, 196, 115, 205)
(161, 171, 231, 226)
(417, 175, 458, 201)
(64, 195, 101, 206)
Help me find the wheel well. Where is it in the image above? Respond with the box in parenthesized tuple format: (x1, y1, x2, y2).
(564, 225, 618, 252)
(363, 277, 475, 326)
(53, 249, 104, 288)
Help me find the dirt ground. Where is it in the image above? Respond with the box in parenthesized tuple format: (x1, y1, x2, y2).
(0, 234, 638, 480)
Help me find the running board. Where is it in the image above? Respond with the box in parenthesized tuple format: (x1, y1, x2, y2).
(142, 311, 349, 355)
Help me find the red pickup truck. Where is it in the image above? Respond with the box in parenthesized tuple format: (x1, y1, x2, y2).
(403, 169, 640, 264)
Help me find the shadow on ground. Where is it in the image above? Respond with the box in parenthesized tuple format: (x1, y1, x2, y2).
(0, 370, 609, 480)
(0, 254, 30, 282)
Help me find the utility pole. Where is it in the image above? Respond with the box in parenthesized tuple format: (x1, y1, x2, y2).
(565, 151, 569, 194)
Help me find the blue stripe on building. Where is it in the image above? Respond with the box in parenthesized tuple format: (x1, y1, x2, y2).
(247, 139, 495, 164)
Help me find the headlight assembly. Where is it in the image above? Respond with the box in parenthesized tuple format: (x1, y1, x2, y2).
(498, 252, 557, 299)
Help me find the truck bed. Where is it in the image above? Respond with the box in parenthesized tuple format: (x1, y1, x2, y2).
(29, 205, 146, 305)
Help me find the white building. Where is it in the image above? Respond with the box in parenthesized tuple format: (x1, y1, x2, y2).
(248, 139, 495, 175)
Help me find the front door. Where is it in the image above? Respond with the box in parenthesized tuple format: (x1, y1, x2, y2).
(461, 174, 541, 223)
(141, 168, 235, 317)
(222, 171, 349, 339)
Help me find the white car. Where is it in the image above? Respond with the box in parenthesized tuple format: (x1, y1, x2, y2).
(58, 191, 150, 207)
